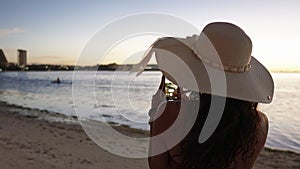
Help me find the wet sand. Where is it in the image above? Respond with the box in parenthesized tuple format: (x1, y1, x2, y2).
(0, 102, 299, 169)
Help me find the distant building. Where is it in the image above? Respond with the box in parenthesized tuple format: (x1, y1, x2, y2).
(18, 49, 27, 66)
(0, 49, 8, 68)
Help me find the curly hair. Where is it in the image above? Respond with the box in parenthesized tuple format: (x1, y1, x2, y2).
(179, 93, 260, 169)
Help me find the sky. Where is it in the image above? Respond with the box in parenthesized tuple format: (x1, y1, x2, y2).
(0, 0, 300, 71)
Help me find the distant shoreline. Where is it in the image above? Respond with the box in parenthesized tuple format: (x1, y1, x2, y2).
(270, 70, 300, 73)
(1, 63, 299, 73)
(1, 69, 300, 73)
(0, 63, 159, 72)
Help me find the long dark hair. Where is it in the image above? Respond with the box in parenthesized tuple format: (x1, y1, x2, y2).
(180, 93, 260, 169)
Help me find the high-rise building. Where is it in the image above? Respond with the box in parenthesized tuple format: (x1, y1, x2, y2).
(18, 49, 27, 66)
(0, 49, 8, 68)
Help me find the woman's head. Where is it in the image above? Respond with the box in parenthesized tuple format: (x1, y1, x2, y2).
(180, 93, 260, 169)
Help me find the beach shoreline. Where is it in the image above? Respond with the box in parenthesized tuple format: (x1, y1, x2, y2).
(0, 101, 299, 169)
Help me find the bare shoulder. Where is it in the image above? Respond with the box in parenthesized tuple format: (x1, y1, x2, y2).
(234, 111, 269, 169)
(252, 111, 269, 159)
(258, 111, 268, 124)
(257, 111, 269, 138)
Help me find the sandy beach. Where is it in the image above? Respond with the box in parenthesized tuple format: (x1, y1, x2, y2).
(0, 101, 299, 169)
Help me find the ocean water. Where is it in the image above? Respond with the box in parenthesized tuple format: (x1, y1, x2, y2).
(0, 71, 299, 153)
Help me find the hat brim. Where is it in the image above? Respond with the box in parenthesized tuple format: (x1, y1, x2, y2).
(153, 37, 274, 103)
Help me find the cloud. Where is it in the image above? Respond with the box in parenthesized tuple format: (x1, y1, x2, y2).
(0, 28, 27, 37)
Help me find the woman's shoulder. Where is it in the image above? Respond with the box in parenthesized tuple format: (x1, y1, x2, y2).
(257, 111, 269, 136)
(253, 111, 269, 152)
(233, 111, 269, 169)
(258, 111, 268, 122)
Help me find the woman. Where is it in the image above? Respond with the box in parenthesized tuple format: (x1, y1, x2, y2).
(148, 78, 269, 169)
(136, 22, 275, 169)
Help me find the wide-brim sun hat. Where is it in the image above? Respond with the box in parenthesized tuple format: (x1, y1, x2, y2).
(131, 22, 274, 103)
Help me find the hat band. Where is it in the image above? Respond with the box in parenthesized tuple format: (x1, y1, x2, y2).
(190, 48, 251, 73)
